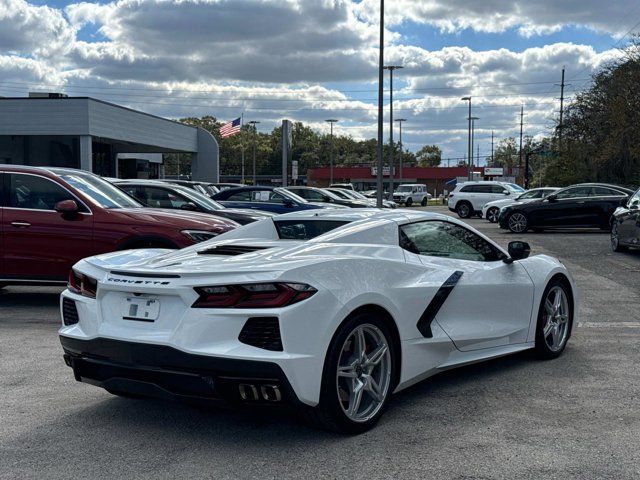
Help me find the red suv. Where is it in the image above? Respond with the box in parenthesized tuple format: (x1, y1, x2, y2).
(0, 166, 239, 286)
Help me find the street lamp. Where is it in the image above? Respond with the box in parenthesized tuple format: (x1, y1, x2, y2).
(395, 118, 406, 183)
(376, 0, 384, 208)
(469, 116, 479, 176)
(325, 119, 338, 185)
(461, 96, 472, 180)
(247, 121, 260, 185)
(384, 65, 403, 196)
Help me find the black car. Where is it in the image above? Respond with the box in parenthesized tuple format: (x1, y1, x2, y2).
(611, 187, 640, 252)
(113, 180, 274, 225)
(498, 183, 635, 233)
(285, 186, 370, 208)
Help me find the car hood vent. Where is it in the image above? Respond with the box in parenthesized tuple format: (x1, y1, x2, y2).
(197, 245, 270, 256)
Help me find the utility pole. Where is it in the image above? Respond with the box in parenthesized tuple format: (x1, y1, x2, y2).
(469, 116, 479, 177)
(461, 97, 472, 180)
(325, 119, 338, 185)
(491, 130, 494, 167)
(557, 67, 567, 151)
(477, 144, 480, 169)
(376, 0, 384, 208)
(395, 118, 406, 183)
(384, 65, 403, 197)
(248, 120, 260, 185)
(519, 105, 524, 179)
(240, 113, 245, 184)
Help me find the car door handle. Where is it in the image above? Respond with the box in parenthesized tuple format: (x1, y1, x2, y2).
(11, 221, 31, 228)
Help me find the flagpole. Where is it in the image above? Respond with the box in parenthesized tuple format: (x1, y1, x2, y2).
(240, 113, 245, 184)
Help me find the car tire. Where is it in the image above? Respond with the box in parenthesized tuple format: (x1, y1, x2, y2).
(611, 220, 628, 252)
(456, 201, 472, 219)
(405, 197, 413, 207)
(486, 207, 500, 223)
(421, 197, 428, 207)
(302, 313, 397, 434)
(506, 211, 529, 233)
(534, 279, 572, 360)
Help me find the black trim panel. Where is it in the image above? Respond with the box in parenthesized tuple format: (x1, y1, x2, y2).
(416, 271, 463, 338)
(59, 336, 300, 405)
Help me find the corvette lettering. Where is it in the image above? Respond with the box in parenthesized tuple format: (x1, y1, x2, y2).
(106, 277, 170, 286)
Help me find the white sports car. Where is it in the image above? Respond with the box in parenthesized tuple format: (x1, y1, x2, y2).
(59, 210, 577, 433)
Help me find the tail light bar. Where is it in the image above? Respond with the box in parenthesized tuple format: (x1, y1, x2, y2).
(68, 269, 98, 298)
(192, 283, 317, 309)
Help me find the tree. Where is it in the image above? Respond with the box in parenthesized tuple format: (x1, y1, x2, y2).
(415, 145, 442, 167)
(492, 137, 518, 168)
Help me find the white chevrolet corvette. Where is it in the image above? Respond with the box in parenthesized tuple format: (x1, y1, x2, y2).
(59, 209, 577, 432)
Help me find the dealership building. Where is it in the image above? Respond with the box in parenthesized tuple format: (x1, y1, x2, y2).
(0, 94, 219, 181)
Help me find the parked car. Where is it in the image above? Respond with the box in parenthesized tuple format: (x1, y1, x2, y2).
(286, 186, 370, 208)
(212, 186, 346, 214)
(392, 184, 432, 207)
(611, 186, 640, 252)
(326, 188, 397, 209)
(163, 179, 219, 197)
(60, 209, 576, 432)
(212, 183, 244, 191)
(0, 166, 238, 286)
(499, 183, 634, 233)
(448, 181, 526, 218)
(329, 183, 355, 191)
(482, 187, 559, 223)
(112, 179, 274, 225)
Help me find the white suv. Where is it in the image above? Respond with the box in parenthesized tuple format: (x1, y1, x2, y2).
(448, 181, 525, 218)
(392, 184, 432, 207)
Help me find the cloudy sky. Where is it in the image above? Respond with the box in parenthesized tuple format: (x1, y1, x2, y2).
(1, 0, 637, 162)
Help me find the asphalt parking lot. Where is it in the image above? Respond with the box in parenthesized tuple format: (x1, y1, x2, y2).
(1, 206, 639, 479)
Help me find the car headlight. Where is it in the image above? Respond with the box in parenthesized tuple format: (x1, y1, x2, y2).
(181, 230, 219, 243)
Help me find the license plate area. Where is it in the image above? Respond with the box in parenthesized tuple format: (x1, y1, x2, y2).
(123, 297, 160, 322)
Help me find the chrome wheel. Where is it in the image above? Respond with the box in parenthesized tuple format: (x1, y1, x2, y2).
(336, 324, 392, 423)
(487, 207, 500, 223)
(508, 212, 528, 233)
(542, 286, 570, 352)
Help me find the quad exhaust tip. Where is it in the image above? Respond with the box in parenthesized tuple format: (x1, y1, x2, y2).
(238, 383, 282, 402)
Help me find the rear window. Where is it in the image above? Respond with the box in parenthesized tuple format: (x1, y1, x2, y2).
(274, 220, 350, 240)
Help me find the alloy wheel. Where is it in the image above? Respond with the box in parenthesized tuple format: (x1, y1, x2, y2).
(611, 221, 621, 251)
(336, 324, 392, 423)
(508, 212, 528, 233)
(487, 207, 500, 223)
(542, 286, 570, 352)
(457, 204, 470, 218)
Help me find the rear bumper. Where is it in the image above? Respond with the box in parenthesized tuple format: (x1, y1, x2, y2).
(60, 336, 301, 406)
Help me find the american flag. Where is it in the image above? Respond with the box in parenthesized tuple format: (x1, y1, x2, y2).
(220, 117, 242, 138)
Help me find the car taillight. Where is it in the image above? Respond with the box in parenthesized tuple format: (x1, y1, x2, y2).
(67, 269, 97, 299)
(192, 283, 317, 309)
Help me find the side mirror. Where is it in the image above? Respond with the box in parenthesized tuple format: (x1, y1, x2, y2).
(180, 202, 199, 211)
(503, 190, 510, 195)
(55, 199, 79, 215)
(504, 241, 531, 263)
(283, 198, 294, 207)
(620, 197, 630, 208)
(547, 194, 557, 202)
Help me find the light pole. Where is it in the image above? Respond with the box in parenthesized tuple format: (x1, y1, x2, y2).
(469, 116, 479, 177)
(325, 119, 338, 185)
(247, 121, 260, 185)
(395, 118, 406, 183)
(383, 65, 403, 197)
(461, 96, 472, 180)
(376, 0, 384, 208)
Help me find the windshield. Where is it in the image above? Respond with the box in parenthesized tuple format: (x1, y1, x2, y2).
(506, 183, 525, 193)
(60, 173, 142, 209)
(397, 185, 414, 192)
(172, 184, 225, 210)
(328, 189, 351, 199)
(274, 220, 350, 239)
(517, 190, 540, 200)
(275, 188, 308, 203)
